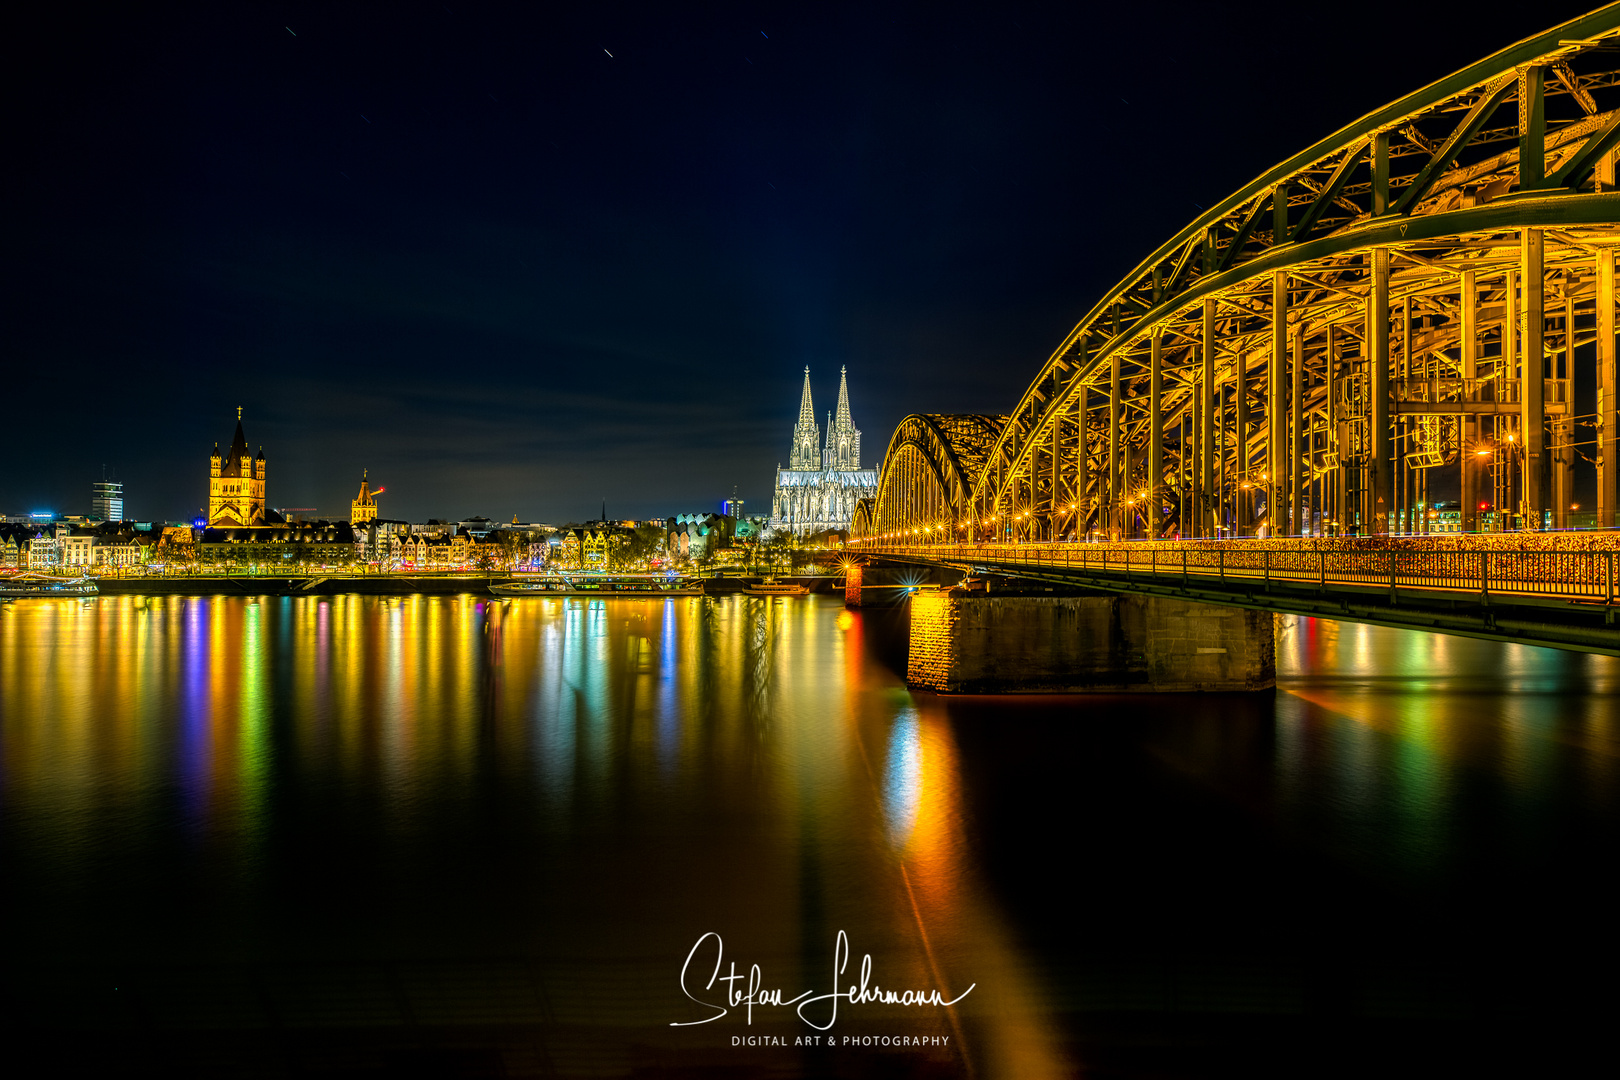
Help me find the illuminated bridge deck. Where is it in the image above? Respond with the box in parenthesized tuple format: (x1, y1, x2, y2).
(859, 539, 1620, 655)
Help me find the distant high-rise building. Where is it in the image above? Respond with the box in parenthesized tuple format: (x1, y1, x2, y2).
(91, 480, 124, 522)
(770, 367, 878, 536)
(208, 407, 268, 526)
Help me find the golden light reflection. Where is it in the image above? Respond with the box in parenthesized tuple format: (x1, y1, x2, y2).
(1, 592, 1072, 1074)
(882, 698, 1068, 1077)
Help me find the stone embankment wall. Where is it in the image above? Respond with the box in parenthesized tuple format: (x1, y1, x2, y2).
(94, 576, 504, 597)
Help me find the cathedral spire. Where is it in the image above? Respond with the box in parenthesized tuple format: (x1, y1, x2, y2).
(797, 366, 815, 428)
(226, 413, 250, 470)
(788, 367, 821, 470)
(827, 367, 862, 470)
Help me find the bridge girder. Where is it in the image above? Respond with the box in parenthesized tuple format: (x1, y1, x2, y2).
(948, 5, 1620, 543)
(863, 414, 1006, 541)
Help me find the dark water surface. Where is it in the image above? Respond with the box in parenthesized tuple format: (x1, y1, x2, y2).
(2, 594, 1617, 1077)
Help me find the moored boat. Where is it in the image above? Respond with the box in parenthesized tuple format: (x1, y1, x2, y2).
(0, 573, 100, 598)
(740, 577, 809, 596)
(491, 575, 703, 597)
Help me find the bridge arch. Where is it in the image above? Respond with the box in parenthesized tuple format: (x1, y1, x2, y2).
(857, 414, 1005, 540)
(882, 7, 1620, 543)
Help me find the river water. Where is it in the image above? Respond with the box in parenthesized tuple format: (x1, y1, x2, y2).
(2, 593, 1617, 1077)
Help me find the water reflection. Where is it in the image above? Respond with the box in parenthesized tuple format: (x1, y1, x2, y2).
(1272, 613, 1620, 883)
(3, 598, 1618, 1075)
(884, 708, 922, 846)
(0, 594, 1074, 1074)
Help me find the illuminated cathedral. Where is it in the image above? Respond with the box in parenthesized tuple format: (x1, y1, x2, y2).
(770, 367, 878, 536)
(208, 408, 267, 526)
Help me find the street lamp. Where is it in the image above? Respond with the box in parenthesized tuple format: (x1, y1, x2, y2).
(1475, 435, 1529, 529)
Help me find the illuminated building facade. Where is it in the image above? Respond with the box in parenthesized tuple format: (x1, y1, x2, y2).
(358, 519, 408, 566)
(582, 530, 608, 567)
(198, 522, 358, 567)
(91, 480, 123, 522)
(667, 513, 728, 562)
(208, 408, 267, 527)
(400, 534, 470, 568)
(91, 537, 143, 567)
(26, 534, 59, 569)
(60, 535, 94, 568)
(157, 526, 197, 564)
(351, 471, 378, 524)
(770, 367, 878, 536)
(547, 527, 615, 569)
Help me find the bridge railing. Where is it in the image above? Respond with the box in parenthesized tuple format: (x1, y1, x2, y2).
(859, 544, 1620, 606)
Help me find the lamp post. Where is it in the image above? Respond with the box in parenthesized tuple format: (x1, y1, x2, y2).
(1475, 436, 1526, 530)
(1471, 445, 1494, 532)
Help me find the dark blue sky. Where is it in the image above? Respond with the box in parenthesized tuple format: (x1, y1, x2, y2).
(3, 1, 1588, 523)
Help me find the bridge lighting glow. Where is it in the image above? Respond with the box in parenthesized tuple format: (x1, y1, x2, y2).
(859, 22, 1620, 546)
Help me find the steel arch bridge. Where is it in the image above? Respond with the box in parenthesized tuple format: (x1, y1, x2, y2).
(857, 4, 1620, 545)
(855, 414, 1007, 540)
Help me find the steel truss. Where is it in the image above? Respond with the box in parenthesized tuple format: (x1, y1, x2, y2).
(859, 4, 1620, 543)
(860, 414, 1006, 540)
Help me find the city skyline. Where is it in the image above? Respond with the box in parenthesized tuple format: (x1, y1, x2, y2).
(5, 403, 768, 526)
(15, 368, 880, 528)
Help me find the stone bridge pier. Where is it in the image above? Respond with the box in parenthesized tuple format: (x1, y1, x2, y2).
(904, 587, 1274, 693)
(844, 560, 964, 607)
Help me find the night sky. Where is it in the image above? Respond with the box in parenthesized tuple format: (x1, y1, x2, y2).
(4, 1, 1594, 524)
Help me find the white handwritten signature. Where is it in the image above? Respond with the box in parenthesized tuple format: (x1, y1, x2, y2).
(671, 930, 975, 1029)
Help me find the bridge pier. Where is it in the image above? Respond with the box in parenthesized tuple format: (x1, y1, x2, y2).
(906, 589, 1274, 693)
(844, 561, 963, 607)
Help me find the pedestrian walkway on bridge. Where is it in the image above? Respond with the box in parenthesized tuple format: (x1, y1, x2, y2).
(855, 534, 1620, 654)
